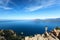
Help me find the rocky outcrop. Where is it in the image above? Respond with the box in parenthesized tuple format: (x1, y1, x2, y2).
(51, 29, 60, 39)
(25, 29, 60, 40)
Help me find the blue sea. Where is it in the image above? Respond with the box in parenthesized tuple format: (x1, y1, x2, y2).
(0, 20, 60, 36)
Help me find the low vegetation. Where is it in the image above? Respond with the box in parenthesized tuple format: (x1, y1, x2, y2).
(0, 30, 25, 40)
(55, 27, 60, 30)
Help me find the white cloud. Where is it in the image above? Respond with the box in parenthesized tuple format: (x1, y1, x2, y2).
(0, 0, 14, 10)
(26, 6, 43, 11)
(3, 7, 12, 10)
(25, 0, 60, 12)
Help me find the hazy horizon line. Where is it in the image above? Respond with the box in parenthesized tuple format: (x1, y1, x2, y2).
(0, 17, 60, 20)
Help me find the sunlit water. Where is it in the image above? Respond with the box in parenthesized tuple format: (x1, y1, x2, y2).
(0, 20, 60, 36)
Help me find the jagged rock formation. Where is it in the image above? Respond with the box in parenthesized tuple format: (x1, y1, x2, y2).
(51, 29, 60, 39)
(25, 28, 60, 40)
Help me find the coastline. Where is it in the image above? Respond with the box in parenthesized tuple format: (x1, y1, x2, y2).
(0, 27, 60, 40)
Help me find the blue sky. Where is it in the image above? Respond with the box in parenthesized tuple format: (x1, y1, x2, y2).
(0, 0, 60, 20)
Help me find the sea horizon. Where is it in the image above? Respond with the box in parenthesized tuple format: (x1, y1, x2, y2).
(0, 18, 60, 36)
